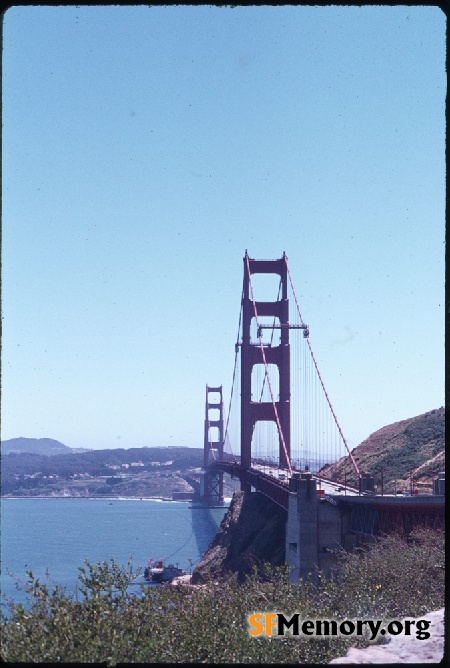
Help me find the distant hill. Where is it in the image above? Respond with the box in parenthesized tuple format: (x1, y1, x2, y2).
(1, 438, 79, 456)
(320, 407, 445, 493)
(1, 444, 206, 498)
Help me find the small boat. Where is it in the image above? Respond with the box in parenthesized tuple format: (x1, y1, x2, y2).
(144, 558, 186, 583)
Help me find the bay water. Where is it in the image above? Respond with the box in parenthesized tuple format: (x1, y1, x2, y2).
(1, 498, 227, 610)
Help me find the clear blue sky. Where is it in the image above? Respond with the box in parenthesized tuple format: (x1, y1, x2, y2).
(2, 6, 445, 452)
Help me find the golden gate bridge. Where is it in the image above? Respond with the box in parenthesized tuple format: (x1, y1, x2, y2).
(202, 251, 360, 505)
(199, 253, 444, 563)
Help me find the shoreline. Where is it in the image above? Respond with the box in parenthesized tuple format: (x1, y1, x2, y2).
(1, 495, 184, 502)
(1, 495, 233, 504)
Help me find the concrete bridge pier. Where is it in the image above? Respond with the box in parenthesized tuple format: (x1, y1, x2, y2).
(286, 473, 319, 583)
(286, 472, 343, 584)
(286, 472, 445, 584)
(199, 469, 225, 507)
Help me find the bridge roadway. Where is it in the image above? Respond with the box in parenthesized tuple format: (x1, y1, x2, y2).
(207, 461, 444, 577)
(207, 460, 359, 510)
(207, 460, 444, 515)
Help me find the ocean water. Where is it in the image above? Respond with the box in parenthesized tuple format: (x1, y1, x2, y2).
(1, 498, 227, 609)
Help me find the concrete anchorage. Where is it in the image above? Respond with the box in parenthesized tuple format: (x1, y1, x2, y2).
(286, 472, 445, 583)
(285, 473, 343, 584)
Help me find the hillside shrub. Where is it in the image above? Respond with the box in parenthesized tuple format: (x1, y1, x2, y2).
(1, 528, 444, 664)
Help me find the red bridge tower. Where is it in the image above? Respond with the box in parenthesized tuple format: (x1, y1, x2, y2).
(240, 252, 291, 491)
(201, 384, 225, 506)
(241, 252, 291, 491)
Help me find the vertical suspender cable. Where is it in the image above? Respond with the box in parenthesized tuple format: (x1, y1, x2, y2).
(285, 257, 360, 478)
(223, 292, 244, 462)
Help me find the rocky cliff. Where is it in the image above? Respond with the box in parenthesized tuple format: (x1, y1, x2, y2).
(192, 490, 286, 583)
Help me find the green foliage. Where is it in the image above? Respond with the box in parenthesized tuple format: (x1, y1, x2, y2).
(369, 410, 445, 483)
(317, 527, 445, 623)
(1, 529, 444, 665)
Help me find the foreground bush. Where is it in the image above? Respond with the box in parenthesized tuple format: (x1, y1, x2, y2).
(1, 528, 444, 664)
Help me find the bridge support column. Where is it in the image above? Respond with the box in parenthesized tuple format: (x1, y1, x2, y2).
(286, 473, 319, 583)
(286, 473, 345, 582)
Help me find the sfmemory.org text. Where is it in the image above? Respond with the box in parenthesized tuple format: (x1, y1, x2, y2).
(247, 613, 431, 641)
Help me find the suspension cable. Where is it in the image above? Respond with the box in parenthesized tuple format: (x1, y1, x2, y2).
(223, 290, 244, 461)
(285, 256, 360, 477)
(246, 255, 292, 476)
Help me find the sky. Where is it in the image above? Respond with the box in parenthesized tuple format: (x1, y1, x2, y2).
(1, 5, 446, 453)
